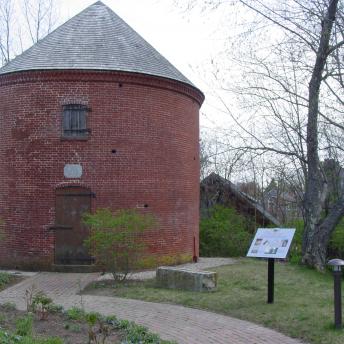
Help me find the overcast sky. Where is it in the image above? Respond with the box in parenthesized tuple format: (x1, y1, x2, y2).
(56, 0, 228, 129)
(58, 0, 213, 78)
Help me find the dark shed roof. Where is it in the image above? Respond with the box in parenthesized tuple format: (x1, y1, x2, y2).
(201, 173, 281, 227)
(0, 1, 194, 88)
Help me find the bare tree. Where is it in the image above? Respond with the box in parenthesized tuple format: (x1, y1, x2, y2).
(0, 0, 13, 65)
(263, 168, 304, 224)
(200, 129, 250, 181)
(200, 136, 211, 180)
(0, 0, 58, 66)
(301, 0, 343, 269)
(177, 0, 344, 269)
(22, 0, 57, 44)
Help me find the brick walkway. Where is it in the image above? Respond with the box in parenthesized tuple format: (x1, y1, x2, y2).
(99, 257, 237, 281)
(0, 272, 98, 309)
(0, 260, 305, 344)
(67, 295, 305, 344)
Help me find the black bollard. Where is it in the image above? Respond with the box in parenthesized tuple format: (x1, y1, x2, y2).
(328, 259, 344, 330)
(333, 268, 342, 329)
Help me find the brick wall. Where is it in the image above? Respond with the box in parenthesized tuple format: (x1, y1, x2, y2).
(0, 70, 203, 270)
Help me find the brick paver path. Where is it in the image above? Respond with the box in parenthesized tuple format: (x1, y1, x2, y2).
(68, 295, 305, 344)
(0, 272, 98, 309)
(0, 260, 305, 344)
(99, 257, 237, 281)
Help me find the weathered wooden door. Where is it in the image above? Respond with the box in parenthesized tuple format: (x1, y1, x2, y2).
(55, 187, 93, 265)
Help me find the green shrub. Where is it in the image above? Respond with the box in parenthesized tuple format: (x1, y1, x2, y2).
(66, 307, 86, 321)
(1, 310, 174, 344)
(31, 291, 53, 320)
(285, 219, 304, 264)
(119, 320, 176, 344)
(125, 323, 159, 343)
(282, 218, 344, 264)
(0, 329, 22, 343)
(0, 272, 12, 289)
(46, 303, 63, 314)
(85, 312, 112, 344)
(2, 301, 16, 311)
(16, 314, 33, 337)
(0, 328, 63, 344)
(38, 338, 63, 344)
(286, 218, 344, 262)
(200, 205, 251, 257)
(329, 218, 344, 259)
(32, 292, 52, 310)
(84, 208, 156, 281)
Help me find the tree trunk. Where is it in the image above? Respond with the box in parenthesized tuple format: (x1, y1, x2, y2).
(302, 0, 339, 270)
(303, 197, 344, 269)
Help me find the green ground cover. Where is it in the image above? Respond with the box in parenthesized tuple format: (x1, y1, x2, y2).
(0, 272, 14, 291)
(84, 259, 344, 344)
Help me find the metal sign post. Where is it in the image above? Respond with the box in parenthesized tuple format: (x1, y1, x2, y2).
(267, 258, 275, 304)
(247, 228, 295, 304)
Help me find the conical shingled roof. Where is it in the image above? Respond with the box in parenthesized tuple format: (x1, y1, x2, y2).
(0, 1, 193, 87)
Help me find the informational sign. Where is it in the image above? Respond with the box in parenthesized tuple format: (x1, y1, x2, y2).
(247, 228, 295, 259)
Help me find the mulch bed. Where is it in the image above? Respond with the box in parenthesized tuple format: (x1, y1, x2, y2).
(0, 305, 123, 344)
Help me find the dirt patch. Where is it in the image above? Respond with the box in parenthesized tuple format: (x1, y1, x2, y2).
(0, 305, 123, 344)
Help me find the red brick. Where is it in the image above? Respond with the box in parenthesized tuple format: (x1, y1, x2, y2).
(0, 70, 204, 270)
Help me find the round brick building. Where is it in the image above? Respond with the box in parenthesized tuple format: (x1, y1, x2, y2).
(0, 1, 204, 270)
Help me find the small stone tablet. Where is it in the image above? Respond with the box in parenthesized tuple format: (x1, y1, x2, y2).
(64, 164, 82, 178)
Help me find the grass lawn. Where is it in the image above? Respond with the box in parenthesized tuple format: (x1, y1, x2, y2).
(83, 258, 344, 344)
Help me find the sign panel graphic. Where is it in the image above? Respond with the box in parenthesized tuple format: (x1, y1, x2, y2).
(247, 228, 295, 259)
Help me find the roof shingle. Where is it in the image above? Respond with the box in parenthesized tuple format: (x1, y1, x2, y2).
(0, 1, 193, 87)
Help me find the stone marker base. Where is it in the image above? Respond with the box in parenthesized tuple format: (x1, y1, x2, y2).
(156, 267, 217, 292)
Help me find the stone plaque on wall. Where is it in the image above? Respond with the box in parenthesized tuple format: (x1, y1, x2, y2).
(64, 164, 82, 179)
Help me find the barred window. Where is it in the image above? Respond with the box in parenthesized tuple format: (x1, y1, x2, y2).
(62, 104, 90, 138)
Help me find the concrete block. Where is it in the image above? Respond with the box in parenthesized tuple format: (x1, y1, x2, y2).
(156, 267, 217, 292)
